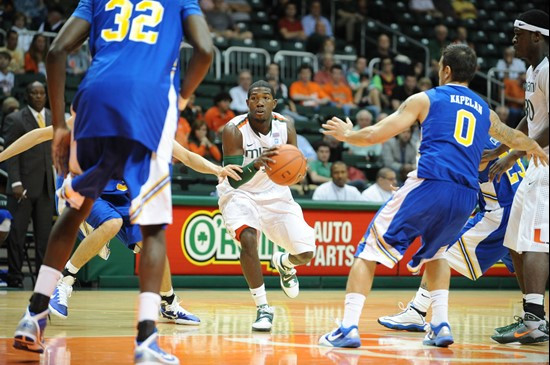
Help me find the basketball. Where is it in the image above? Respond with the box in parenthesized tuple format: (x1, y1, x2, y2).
(266, 144, 307, 186)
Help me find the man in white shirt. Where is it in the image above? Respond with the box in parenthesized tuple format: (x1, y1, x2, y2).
(344, 110, 383, 160)
(312, 161, 364, 201)
(362, 167, 396, 203)
(229, 69, 252, 114)
(495, 46, 527, 80)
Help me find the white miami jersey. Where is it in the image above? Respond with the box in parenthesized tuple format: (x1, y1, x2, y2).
(218, 112, 290, 194)
(525, 57, 549, 155)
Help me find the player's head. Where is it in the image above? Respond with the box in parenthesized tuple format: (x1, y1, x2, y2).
(25, 81, 47, 112)
(246, 80, 277, 122)
(438, 44, 477, 86)
(513, 9, 549, 61)
(330, 161, 348, 187)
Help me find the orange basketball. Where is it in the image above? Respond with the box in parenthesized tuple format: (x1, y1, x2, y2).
(266, 144, 307, 186)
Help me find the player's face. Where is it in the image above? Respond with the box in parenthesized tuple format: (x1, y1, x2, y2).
(512, 28, 529, 60)
(331, 164, 348, 187)
(247, 87, 277, 122)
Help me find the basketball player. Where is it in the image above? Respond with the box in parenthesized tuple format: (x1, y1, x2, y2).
(378, 136, 524, 332)
(0, 118, 241, 324)
(483, 10, 549, 345)
(318, 44, 547, 348)
(218, 80, 316, 332)
(13, 1, 213, 363)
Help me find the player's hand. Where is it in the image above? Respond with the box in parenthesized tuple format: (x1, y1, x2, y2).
(525, 144, 549, 168)
(481, 147, 503, 165)
(321, 117, 353, 142)
(253, 147, 279, 170)
(52, 126, 71, 177)
(488, 153, 517, 182)
(217, 164, 243, 181)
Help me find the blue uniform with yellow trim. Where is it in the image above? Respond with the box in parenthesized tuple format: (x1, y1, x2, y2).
(356, 84, 492, 272)
(444, 137, 525, 279)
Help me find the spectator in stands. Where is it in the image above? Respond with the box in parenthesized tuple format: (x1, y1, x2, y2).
(204, 91, 235, 139)
(312, 161, 364, 201)
(267, 76, 308, 122)
(266, 62, 288, 97)
(0, 30, 24, 74)
(11, 12, 33, 56)
(346, 56, 369, 91)
(503, 72, 526, 128)
(224, 0, 252, 22)
(367, 34, 396, 64)
(412, 61, 424, 80)
(354, 73, 382, 117)
(451, 0, 477, 20)
(306, 20, 331, 54)
(361, 167, 397, 203)
(344, 110, 383, 161)
(174, 116, 191, 150)
(0, 0, 16, 31)
(13, 0, 46, 29)
(308, 142, 332, 185)
(495, 105, 513, 128)
(391, 73, 420, 111)
(336, 0, 367, 43)
(187, 120, 222, 162)
(428, 24, 449, 62)
(24, 33, 48, 76)
(323, 64, 356, 116)
(180, 93, 203, 125)
(371, 57, 403, 111)
(409, 0, 442, 17)
(382, 128, 417, 183)
(453, 25, 474, 51)
(278, 2, 306, 41)
(417, 76, 432, 91)
(204, 0, 252, 40)
(66, 45, 90, 76)
(1, 96, 19, 139)
(495, 46, 526, 80)
(301, 0, 333, 37)
(322, 134, 344, 162)
(229, 69, 252, 114)
(314, 52, 335, 85)
(289, 64, 330, 108)
(38, 6, 65, 33)
(0, 51, 14, 97)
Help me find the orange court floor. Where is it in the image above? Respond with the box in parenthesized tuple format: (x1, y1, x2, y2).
(0, 289, 548, 365)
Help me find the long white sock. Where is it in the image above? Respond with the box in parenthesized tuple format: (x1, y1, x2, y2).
(341, 293, 366, 328)
(34, 265, 62, 298)
(281, 253, 296, 269)
(250, 284, 268, 307)
(411, 287, 431, 314)
(138, 292, 161, 322)
(430, 290, 449, 326)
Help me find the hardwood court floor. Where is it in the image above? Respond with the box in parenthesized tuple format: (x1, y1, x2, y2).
(0, 290, 548, 364)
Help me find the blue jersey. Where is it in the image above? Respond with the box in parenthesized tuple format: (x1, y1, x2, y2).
(418, 84, 491, 189)
(478, 137, 525, 211)
(71, 0, 202, 154)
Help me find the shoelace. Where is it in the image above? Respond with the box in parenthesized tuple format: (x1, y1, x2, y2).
(165, 297, 194, 316)
(57, 283, 72, 307)
(257, 306, 274, 320)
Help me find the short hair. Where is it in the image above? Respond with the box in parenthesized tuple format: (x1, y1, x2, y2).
(330, 161, 347, 174)
(26, 81, 45, 95)
(0, 51, 11, 61)
(441, 44, 477, 83)
(517, 9, 549, 34)
(298, 63, 313, 73)
(213, 91, 231, 104)
(7, 29, 18, 38)
(247, 80, 274, 98)
(376, 167, 394, 180)
(315, 141, 330, 151)
(330, 64, 343, 72)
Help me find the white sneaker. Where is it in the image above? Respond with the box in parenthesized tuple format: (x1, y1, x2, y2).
(135, 330, 179, 364)
(377, 301, 427, 332)
(160, 296, 200, 325)
(271, 252, 299, 298)
(252, 305, 274, 332)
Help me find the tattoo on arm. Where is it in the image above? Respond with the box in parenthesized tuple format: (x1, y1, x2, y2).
(397, 100, 409, 114)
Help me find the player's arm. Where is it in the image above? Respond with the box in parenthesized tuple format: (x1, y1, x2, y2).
(0, 126, 53, 162)
(285, 117, 298, 147)
(47, 16, 90, 176)
(481, 116, 529, 163)
(179, 14, 214, 108)
(488, 109, 548, 168)
(322, 92, 428, 146)
(172, 140, 241, 180)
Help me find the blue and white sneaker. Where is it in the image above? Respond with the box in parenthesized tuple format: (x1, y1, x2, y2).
(423, 322, 454, 347)
(49, 276, 75, 319)
(134, 330, 179, 364)
(13, 307, 49, 353)
(319, 322, 361, 348)
(160, 296, 200, 325)
(378, 301, 427, 332)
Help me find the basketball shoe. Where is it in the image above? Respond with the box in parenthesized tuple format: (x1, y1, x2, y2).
(13, 307, 49, 353)
(378, 301, 427, 332)
(423, 322, 454, 347)
(271, 252, 299, 298)
(494, 316, 524, 334)
(49, 276, 75, 319)
(160, 296, 200, 325)
(252, 305, 274, 332)
(491, 312, 549, 344)
(134, 330, 179, 364)
(319, 321, 361, 348)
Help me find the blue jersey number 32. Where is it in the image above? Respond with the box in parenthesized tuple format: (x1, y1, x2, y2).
(101, 0, 164, 44)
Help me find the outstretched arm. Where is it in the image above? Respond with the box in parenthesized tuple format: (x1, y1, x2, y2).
(0, 126, 53, 162)
(172, 140, 241, 180)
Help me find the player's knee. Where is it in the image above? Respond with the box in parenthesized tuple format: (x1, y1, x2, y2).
(293, 250, 314, 264)
(239, 228, 258, 251)
(102, 218, 123, 236)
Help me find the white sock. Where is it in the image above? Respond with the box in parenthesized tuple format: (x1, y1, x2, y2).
(411, 287, 431, 314)
(250, 284, 268, 307)
(342, 293, 366, 328)
(65, 260, 79, 275)
(138, 292, 161, 323)
(160, 288, 174, 298)
(525, 293, 544, 306)
(281, 253, 296, 269)
(34, 265, 62, 298)
(430, 290, 449, 326)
